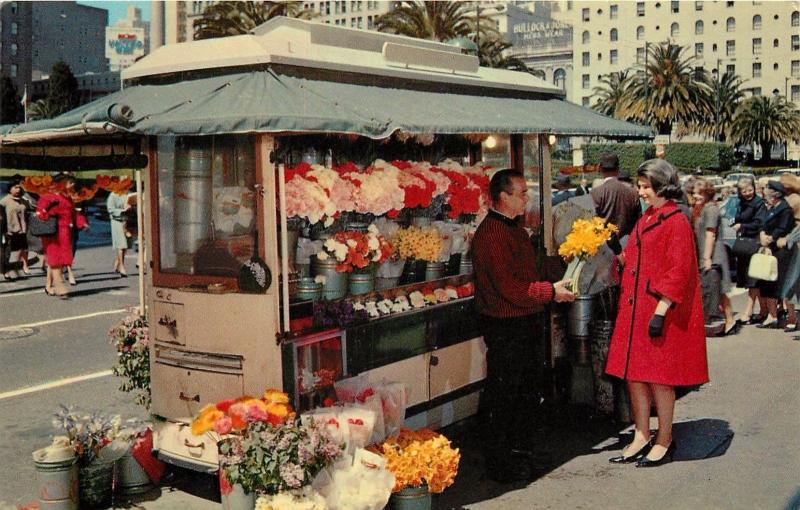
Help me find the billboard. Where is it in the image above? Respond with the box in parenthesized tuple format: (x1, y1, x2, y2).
(106, 26, 145, 70)
(506, 5, 572, 55)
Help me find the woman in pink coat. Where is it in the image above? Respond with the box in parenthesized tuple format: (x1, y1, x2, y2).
(37, 173, 87, 298)
(605, 159, 708, 467)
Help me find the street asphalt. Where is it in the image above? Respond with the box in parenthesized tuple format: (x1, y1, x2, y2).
(0, 227, 798, 508)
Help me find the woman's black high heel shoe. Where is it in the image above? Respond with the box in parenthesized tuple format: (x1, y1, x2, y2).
(609, 439, 653, 464)
(635, 441, 676, 468)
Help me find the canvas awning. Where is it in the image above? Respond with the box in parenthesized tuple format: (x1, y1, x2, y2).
(0, 69, 652, 144)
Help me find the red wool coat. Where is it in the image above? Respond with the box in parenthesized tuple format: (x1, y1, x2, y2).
(605, 201, 709, 386)
(37, 193, 86, 267)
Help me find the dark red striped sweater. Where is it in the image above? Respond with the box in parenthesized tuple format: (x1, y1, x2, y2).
(472, 209, 555, 318)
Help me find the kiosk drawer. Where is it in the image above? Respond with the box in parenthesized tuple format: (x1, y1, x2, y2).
(151, 361, 244, 419)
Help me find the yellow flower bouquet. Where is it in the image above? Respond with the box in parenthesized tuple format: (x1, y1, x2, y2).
(394, 226, 443, 263)
(378, 428, 460, 494)
(558, 217, 618, 294)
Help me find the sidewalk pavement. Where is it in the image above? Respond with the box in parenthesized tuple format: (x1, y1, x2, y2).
(25, 299, 799, 510)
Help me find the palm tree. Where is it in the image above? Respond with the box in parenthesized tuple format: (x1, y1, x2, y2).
(27, 99, 61, 121)
(591, 70, 632, 119)
(477, 37, 529, 71)
(731, 95, 800, 164)
(622, 42, 712, 135)
(680, 71, 746, 142)
(376, 1, 495, 42)
(194, 1, 315, 40)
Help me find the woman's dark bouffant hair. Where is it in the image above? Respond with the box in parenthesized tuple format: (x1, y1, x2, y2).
(636, 159, 683, 200)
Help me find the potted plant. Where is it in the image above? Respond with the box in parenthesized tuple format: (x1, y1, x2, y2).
(107, 309, 150, 409)
(52, 406, 126, 509)
(378, 428, 460, 510)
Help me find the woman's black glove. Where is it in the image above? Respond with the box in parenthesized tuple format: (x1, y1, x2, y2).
(607, 233, 623, 255)
(648, 314, 665, 338)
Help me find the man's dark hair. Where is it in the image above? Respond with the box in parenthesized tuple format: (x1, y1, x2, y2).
(489, 168, 524, 203)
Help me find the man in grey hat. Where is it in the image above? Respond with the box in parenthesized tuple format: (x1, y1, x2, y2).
(590, 153, 641, 241)
(552, 174, 573, 206)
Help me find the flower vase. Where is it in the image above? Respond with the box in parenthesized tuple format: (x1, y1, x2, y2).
(312, 255, 348, 300)
(389, 485, 432, 510)
(78, 459, 115, 509)
(399, 259, 426, 285)
(424, 261, 445, 281)
(219, 469, 254, 510)
(348, 271, 375, 296)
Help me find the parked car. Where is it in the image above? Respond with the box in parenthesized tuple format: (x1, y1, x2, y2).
(722, 172, 756, 189)
(776, 168, 800, 178)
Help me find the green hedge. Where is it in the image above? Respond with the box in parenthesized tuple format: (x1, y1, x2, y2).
(584, 142, 734, 174)
(663, 143, 735, 173)
(583, 143, 655, 175)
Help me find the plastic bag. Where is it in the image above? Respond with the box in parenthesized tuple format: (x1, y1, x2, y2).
(377, 382, 407, 437)
(301, 408, 349, 448)
(334, 374, 370, 403)
(318, 448, 394, 510)
(338, 406, 376, 453)
(359, 397, 386, 445)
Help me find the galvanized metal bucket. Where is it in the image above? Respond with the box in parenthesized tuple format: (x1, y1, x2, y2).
(567, 294, 595, 338)
(116, 451, 152, 497)
(295, 277, 323, 301)
(424, 261, 445, 281)
(390, 484, 432, 510)
(32, 446, 78, 510)
(348, 272, 375, 295)
(78, 459, 115, 509)
(312, 256, 347, 300)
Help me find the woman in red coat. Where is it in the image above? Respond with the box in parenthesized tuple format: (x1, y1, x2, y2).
(37, 173, 86, 298)
(605, 159, 708, 467)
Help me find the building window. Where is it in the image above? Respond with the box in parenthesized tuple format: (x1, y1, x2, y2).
(367, 15, 373, 29)
(726, 17, 735, 32)
(610, 28, 618, 42)
(695, 20, 704, 34)
(582, 97, 590, 106)
(597, 52, 602, 61)
(793, 35, 800, 51)
(582, 30, 590, 44)
(752, 14, 762, 30)
(582, 52, 590, 66)
(792, 11, 799, 27)
(792, 85, 800, 102)
(11, 1, 17, 14)
(752, 38, 761, 54)
(637, 2, 645, 16)
(751, 87, 761, 96)
(792, 60, 800, 77)
(11, 22, 17, 35)
(670, 22, 679, 37)
(582, 74, 590, 89)
(752, 62, 761, 77)
(10, 43, 17, 56)
(726, 40, 735, 56)
(554, 68, 566, 89)
(610, 4, 618, 19)
(357, 16, 363, 29)
(671, 0, 679, 12)
(726, 1, 734, 6)
(774, 38, 780, 48)
(636, 26, 645, 40)
(695, 43, 704, 57)
(610, 49, 619, 64)
(10, 64, 17, 77)
(695, 1, 703, 10)
(582, 7, 590, 21)
(726, 63, 736, 74)
(567, 1, 573, 10)
(636, 47, 646, 63)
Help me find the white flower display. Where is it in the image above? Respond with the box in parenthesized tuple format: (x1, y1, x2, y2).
(314, 275, 327, 285)
(409, 291, 426, 309)
(377, 299, 393, 315)
(255, 486, 328, 510)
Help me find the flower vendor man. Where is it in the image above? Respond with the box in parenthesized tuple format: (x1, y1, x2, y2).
(472, 168, 575, 483)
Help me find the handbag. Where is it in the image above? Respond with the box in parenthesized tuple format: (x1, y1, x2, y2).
(747, 247, 778, 282)
(731, 237, 759, 258)
(28, 214, 57, 237)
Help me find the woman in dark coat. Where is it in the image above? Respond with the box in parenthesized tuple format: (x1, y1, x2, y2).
(732, 176, 766, 324)
(755, 181, 795, 328)
(606, 159, 708, 467)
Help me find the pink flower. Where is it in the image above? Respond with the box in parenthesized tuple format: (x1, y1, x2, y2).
(214, 415, 233, 435)
(248, 405, 270, 423)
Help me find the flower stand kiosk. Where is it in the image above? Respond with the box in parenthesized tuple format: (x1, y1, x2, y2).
(0, 16, 651, 475)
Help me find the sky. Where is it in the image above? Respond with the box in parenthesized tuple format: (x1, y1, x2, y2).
(77, 0, 151, 25)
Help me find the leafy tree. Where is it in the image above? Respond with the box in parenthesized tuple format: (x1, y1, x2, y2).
(376, 1, 495, 42)
(0, 75, 23, 124)
(47, 61, 79, 117)
(194, 1, 315, 40)
(677, 71, 746, 142)
(731, 95, 800, 164)
(591, 70, 632, 119)
(622, 42, 712, 135)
